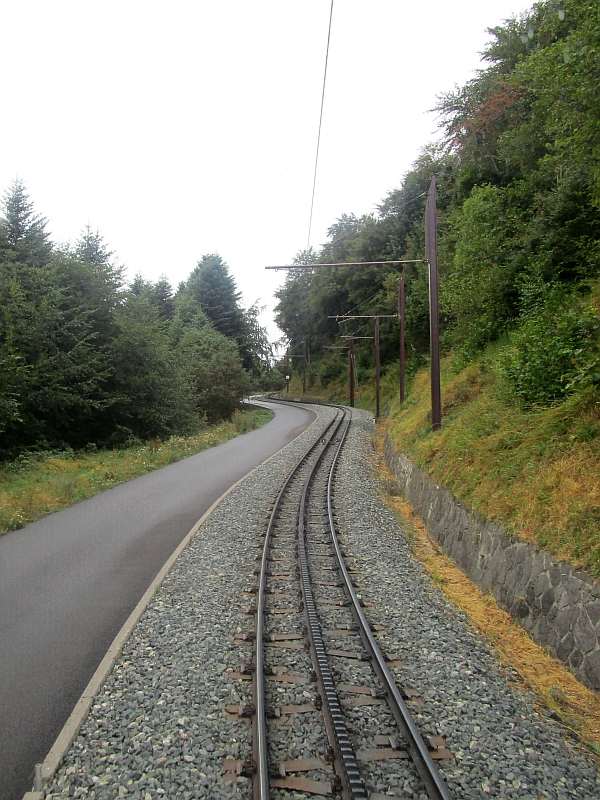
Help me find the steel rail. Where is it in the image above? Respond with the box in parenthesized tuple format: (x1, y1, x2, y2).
(297, 407, 367, 799)
(254, 410, 341, 800)
(326, 420, 454, 800)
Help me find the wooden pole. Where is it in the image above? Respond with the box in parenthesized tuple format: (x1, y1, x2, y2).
(399, 269, 405, 404)
(375, 316, 381, 419)
(425, 176, 442, 431)
(349, 334, 355, 407)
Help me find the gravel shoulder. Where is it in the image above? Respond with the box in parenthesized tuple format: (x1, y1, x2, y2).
(42, 406, 600, 800)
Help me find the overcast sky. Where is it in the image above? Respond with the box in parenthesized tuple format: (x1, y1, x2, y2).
(1, 0, 534, 343)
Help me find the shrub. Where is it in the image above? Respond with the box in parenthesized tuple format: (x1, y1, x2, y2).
(180, 326, 251, 423)
(320, 359, 345, 384)
(497, 294, 599, 406)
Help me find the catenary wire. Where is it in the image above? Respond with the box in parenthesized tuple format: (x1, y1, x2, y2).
(307, 0, 334, 253)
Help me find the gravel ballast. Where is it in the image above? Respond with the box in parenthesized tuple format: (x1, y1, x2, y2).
(42, 405, 600, 799)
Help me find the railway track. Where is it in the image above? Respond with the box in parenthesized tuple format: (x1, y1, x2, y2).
(228, 402, 453, 799)
(39, 400, 600, 799)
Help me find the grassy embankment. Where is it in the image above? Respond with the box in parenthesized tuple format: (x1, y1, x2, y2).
(386, 359, 600, 578)
(380, 360, 600, 742)
(0, 406, 273, 535)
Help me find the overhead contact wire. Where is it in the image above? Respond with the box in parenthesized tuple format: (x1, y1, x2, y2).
(307, 0, 334, 253)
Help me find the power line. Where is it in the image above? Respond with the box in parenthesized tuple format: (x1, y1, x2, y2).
(307, 0, 334, 253)
(384, 190, 429, 214)
(342, 291, 381, 318)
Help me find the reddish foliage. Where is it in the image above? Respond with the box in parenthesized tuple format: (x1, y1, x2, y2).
(451, 81, 525, 147)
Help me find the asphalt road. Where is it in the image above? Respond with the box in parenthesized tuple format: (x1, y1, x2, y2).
(0, 401, 314, 800)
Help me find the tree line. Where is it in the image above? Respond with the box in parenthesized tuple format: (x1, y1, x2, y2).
(275, 0, 600, 406)
(0, 181, 282, 461)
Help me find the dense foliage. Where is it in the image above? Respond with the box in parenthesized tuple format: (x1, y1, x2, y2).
(275, 0, 600, 407)
(0, 181, 281, 460)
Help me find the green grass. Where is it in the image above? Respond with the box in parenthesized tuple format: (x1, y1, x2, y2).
(0, 406, 273, 535)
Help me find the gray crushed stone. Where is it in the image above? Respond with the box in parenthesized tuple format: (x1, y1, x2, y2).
(42, 403, 600, 800)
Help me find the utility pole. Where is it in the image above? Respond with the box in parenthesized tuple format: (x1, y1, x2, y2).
(375, 316, 381, 419)
(332, 315, 394, 419)
(349, 334, 355, 407)
(285, 351, 304, 394)
(426, 176, 442, 431)
(340, 335, 376, 416)
(399, 270, 405, 404)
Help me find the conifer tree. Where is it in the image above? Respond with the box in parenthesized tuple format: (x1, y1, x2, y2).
(1, 179, 52, 267)
(182, 254, 247, 343)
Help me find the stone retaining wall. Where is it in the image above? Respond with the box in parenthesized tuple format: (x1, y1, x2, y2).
(384, 434, 600, 693)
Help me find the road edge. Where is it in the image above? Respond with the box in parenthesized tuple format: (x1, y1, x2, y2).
(23, 400, 317, 799)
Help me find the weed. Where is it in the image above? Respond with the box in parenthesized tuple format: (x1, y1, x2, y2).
(381, 476, 401, 497)
(549, 685, 569, 708)
(575, 422, 599, 443)
(430, 569, 444, 585)
(232, 407, 265, 434)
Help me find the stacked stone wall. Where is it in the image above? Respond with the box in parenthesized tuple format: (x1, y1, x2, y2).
(384, 434, 600, 693)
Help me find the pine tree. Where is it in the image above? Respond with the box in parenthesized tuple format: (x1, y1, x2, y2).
(129, 274, 175, 320)
(1, 179, 52, 267)
(75, 225, 123, 307)
(150, 276, 175, 320)
(76, 224, 113, 266)
(182, 254, 247, 343)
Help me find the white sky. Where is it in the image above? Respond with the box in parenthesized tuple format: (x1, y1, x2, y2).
(0, 0, 533, 344)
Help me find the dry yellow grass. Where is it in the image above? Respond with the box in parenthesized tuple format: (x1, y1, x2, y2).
(375, 425, 600, 756)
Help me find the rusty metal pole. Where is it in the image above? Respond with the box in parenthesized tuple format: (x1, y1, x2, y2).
(302, 338, 307, 394)
(375, 315, 381, 419)
(399, 269, 405, 404)
(349, 334, 355, 407)
(425, 175, 442, 431)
